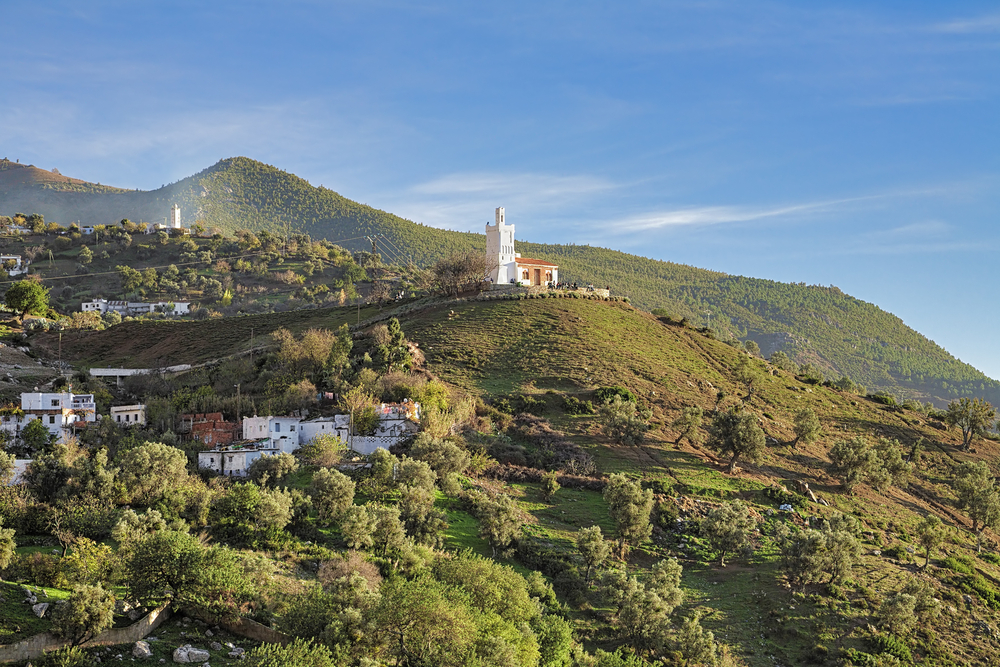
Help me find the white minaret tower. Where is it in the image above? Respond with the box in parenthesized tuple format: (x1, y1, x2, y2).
(169, 204, 181, 229)
(485, 206, 516, 283)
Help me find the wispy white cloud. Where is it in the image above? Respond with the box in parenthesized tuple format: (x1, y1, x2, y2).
(385, 171, 619, 232)
(931, 14, 1000, 34)
(607, 195, 882, 232)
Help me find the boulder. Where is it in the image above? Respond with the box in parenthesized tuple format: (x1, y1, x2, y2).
(133, 641, 154, 659)
(210, 642, 223, 651)
(172, 646, 211, 663)
(32, 602, 49, 618)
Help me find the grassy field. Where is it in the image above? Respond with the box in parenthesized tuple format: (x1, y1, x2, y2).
(12, 293, 1000, 664)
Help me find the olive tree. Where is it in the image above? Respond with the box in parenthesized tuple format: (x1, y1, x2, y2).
(603, 473, 654, 558)
(50, 584, 116, 645)
(247, 452, 299, 487)
(671, 406, 703, 446)
(791, 408, 821, 448)
(706, 409, 766, 474)
(117, 442, 189, 505)
(915, 514, 944, 570)
(576, 525, 612, 584)
(701, 500, 755, 566)
(953, 461, 1000, 551)
(310, 467, 355, 525)
(0, 518, 15, 580)
(468, 490, 523, 557)
(4, 280, 49, 319)
(597, 396, 652, 446)
(945, 397, 996, 451)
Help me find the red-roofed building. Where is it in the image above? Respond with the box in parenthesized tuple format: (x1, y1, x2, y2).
(486, 207, 559, 286)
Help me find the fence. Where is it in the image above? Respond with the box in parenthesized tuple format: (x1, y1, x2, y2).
(0, 606, 171, 663)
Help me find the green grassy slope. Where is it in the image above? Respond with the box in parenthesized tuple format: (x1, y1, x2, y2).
(3, 156, 997, 404)
(33, 294, 1000, 665)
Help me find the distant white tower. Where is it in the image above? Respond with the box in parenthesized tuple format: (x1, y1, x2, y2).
(486, 207, 517, 283)
(169, 204, 181, 229)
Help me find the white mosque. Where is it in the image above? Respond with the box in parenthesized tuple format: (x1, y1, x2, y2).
(486, 207, 559, 286)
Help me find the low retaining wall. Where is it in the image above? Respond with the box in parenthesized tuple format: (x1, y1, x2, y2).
(0, 606, 171, 663)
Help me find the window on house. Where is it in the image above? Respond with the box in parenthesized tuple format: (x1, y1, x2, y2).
(116, 415, 121, 422)
(51, 400, 59, 407)
(49, 415, 55, 424)
(274, 423, 281, 432)
(210, 458, 215, 464)
(290, 425, 295, 431)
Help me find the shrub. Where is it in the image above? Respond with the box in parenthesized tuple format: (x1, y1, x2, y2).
(871, 633, 912, 662)
(942, 554, 975, 575)
(594, 386, 637, 405)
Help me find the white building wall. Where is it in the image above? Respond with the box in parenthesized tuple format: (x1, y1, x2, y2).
(486, 207, 517, 284)
(111, 404, 146, 426)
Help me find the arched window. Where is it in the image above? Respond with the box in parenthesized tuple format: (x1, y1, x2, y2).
(545, 272, 552, 281)
(522, 270, 529, 280)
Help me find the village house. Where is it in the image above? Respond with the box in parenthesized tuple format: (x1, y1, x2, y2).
(486, 207, 559, 286)
(0, 255, 28, 277)
(179, 412, 241, 446)
(81, 299, 190, 316)
(110, 404, 146, 426)
(242, 415, 305, 453)
(197, 439, 279, 477)
(0, 392, 97, 443)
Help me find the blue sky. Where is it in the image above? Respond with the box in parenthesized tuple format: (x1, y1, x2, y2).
(2, 1, 998, 377)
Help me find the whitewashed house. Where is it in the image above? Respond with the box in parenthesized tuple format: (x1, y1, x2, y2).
(0, 255, 28, 276)
(242, 416, 304, 453)
(81, 299, 190, 316)
(0, 392, 98, 443)
(197, 439, 280, 477)
(486, 207, 559, 286)
(110, 404, 146, 426)
(238, 401, 421, 457)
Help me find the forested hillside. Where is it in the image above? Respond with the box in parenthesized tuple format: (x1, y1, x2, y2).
(2, 156, 997, 405)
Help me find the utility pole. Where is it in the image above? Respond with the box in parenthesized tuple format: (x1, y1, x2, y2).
(234, 383, 241, 422)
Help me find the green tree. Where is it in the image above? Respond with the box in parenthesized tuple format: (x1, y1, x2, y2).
(945, 397, 997, 451)
(603, 473, 654, 558)
(245, 638, 338, 667)
(468, 490, 523, 557)
(576, 525, 612, 584)
(743, 340, 761, 357)
(953, 461, 1000, 551)
(792, 408, 821, 448)
(116, 265, 143, 296)
(671, 406, 703, 446)
(296, 434, 346, 468)
(409, 433, 471, 477)
(247, 452, 299, 487)
(20, 418, 56, 455)
(597, 396, 652, 446)
(777, 518, 861, 586)
(309, 467, 355, 525)
(542, 470, 561, 501)
(340, 505, 376, 550)
(915, 514, 944, 570)
(828, 437, 876, 492)
(701, 500, 755, 566)
(0, 450, 15, 485)
(733, 354, 765, 402)
(372, 317, 412, 373)
(4, 280, 49, 319)
(50, 584, 116, 646)
(210, 483, 293, 548)
(706, 409, 766, 474)
(373, 576, 477, 667)
(128, 531, 204, 608)
(0, 517, 15, 580)
(673, 613, 719, 667)
(78, 245, 93, 265)
(117, 442, 189, 505)
(399, 483, 448, 547)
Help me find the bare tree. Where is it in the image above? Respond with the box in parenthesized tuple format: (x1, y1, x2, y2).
(432, 252, 498, 296)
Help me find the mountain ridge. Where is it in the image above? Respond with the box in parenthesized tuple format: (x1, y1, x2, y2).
(2, 155, 997, 405)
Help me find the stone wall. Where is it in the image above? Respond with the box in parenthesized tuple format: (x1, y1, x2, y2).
(0, 606, 171, 664)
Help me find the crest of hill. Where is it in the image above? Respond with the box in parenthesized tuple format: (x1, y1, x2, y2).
(4, 156, 998, 405)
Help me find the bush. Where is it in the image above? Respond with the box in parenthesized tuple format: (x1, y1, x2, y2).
(942, 554, 975, 575)
(868, 392, 898, 406)
(871, 633, 912, 662)
(562, 395, 595, 415)
(594, 386, 637, 405)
